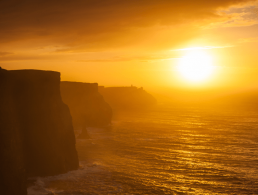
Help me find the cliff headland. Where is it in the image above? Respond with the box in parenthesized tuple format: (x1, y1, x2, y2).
(0, 68, 27, 194)
(98, 86, 157, 110)
(61, 82, 112, 138)
(0, 68, 79, 195)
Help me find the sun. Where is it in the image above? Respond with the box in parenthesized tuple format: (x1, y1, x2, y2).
(177, 50, 215, 83)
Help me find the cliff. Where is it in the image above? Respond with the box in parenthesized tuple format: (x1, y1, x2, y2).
(10, 69, 79, 177)
(0, 68, 27, 195)
(0, 68, 79, 194)
(98, 86, 157, 110)
(60, 82, 112, 131)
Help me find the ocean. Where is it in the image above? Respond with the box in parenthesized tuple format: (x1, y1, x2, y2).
(28, 104, 258, 194)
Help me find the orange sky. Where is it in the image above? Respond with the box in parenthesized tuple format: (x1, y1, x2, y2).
(1, 0, 258, 98)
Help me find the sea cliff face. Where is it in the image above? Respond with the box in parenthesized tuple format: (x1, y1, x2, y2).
(0, 68, 79, 194)
(10, 70, 79, 177)
(98, 86, 157, 110)
(0, 68, 27, 195)
(61, 82, 112, 131)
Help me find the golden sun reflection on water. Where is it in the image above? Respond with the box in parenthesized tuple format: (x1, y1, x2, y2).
(29, 105, 258, 194)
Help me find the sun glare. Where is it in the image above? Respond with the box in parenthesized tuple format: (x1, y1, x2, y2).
(177, 50, 215, 83)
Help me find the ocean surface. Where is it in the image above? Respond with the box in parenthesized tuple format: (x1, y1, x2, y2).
(28, 104, 258, 195)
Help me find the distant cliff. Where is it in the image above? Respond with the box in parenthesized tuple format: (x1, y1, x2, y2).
(0, 68, 79, 194)
(98, 86, 157, 110)
(61, 82, 112, 130)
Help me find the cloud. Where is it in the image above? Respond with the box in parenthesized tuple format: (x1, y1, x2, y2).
(0, 53, 56, 62)
(171, 45, 234, 51)
(0, 0, 257, 51)
(238, 36, 258, 43)
(204, 3, 258, 29)
(76, 55, 178, 63)
(0, 52, 13, 57)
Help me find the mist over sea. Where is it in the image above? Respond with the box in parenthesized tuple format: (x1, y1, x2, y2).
(28, 104, 258, 195)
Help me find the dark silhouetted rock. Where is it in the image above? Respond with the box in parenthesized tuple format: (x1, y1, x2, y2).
(77, 126, 91, 139)
(9, 69, 79, 177)
(0, 68, 27, 195)
(61, 82, 112, 133)
(0, 67, 79, 195)
(98, 86, 157, 110)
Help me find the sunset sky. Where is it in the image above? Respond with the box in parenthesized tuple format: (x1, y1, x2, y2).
(1, 0, 258, 98)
